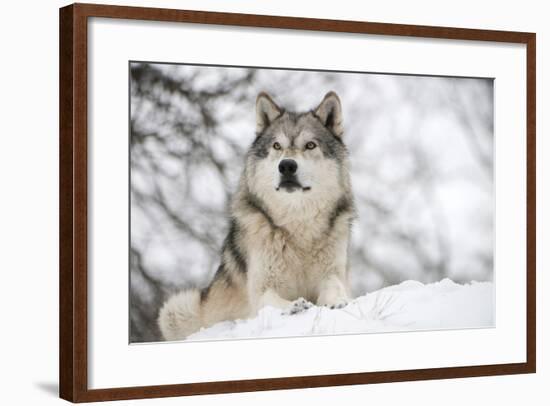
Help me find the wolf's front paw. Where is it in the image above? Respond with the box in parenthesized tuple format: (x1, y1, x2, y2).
(318, 299, 349, 310)
(326, 301, 348, 310)
(283, 297, 314, 315)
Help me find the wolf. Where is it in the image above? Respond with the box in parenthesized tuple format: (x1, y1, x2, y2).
(158, 91, 356, 340)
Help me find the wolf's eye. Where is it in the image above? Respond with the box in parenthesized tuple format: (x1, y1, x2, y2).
(305, 141, 317, 150)
(273, 142, 282, 150)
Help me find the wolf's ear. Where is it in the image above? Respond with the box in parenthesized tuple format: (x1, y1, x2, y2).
(256, 92, 282, 135)
(314, 91, 344, 138)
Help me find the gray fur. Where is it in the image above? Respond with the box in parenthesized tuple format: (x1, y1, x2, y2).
(250, 110, 348, 162)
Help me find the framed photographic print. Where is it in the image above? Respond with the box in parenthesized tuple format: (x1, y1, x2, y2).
(59, 3, 536, 402)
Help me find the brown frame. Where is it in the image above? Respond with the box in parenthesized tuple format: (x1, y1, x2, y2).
(59, 2, 536, 402)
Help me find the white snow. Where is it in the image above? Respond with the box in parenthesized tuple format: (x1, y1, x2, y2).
(187, 279, 494, 341)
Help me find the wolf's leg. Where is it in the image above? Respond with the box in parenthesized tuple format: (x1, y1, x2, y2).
(316, 273, 350, 309)
(247, 249, 289, 314)
(315, 229, 351, 309)
(246, 230, 313, 316)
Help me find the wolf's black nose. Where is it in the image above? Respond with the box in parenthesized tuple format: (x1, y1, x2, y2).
(279, 159, 298, 176)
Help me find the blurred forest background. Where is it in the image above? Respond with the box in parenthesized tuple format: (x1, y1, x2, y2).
(130, 62, 494, 342)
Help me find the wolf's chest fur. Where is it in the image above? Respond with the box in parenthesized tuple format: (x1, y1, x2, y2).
(241, 202, 351, 303)
(265, 229, 330, 299)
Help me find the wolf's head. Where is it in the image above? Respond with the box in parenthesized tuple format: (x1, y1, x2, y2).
(244, 91, 351, 215)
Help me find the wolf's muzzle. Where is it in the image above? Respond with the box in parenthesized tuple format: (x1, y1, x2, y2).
(277, 159, 308, 192)
(278, 159, 297, 176)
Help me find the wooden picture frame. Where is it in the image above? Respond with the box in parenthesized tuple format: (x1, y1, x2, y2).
(59, 3, 536, 402)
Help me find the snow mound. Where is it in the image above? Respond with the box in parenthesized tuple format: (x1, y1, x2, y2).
(187, 279, 494, 341)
